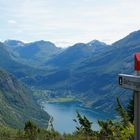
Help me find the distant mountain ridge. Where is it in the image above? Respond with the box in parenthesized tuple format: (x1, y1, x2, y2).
(4, 40, 25, 48)
(45, 40, 109, 67)
(87, 39, 108, 51)
(1, 29, 140, 113)
(4, 40, 62, 66)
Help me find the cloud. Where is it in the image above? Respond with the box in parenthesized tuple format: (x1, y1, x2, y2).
(0, 0, 140, 47)
(8, 20, 17, 24)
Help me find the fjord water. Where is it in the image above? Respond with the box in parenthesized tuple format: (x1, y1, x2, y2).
(42, 101, 113, 133)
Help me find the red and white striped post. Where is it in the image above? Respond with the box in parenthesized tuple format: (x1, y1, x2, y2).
(134, 53, 140, 140)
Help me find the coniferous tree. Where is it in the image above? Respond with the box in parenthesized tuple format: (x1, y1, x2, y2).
(73, 112, 93, 136)
(98, 120, 114, 137)
(24, 120, 39, 140)
(127, 94, 134, 123)
(116, 97, 130, 127)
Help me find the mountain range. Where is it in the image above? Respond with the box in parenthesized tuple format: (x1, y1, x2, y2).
(4, 40, 62, 66)
(1, 29, 140, 121)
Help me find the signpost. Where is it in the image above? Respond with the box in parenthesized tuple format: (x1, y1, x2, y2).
(119, 74, 140, 91)
(119, 53, 140, 140)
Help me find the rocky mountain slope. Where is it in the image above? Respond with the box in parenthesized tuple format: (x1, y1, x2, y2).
(0, 69, 50, 128)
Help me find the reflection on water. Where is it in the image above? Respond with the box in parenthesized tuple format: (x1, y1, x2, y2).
(42, 101, 113, 133)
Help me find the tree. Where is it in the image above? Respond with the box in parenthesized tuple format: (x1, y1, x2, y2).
(24, 120, 39, 140)
(116, 97, 130, 127)
(127, 94, 134, 123)
(73, 112, 93, 136)
(98, 120, 114, 138)
(115, 97, 134, 139)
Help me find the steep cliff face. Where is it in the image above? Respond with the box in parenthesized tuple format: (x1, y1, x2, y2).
(0, 69, 50, 128)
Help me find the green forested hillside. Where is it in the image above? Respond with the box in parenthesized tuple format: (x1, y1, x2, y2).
(0, 69, 50, 128)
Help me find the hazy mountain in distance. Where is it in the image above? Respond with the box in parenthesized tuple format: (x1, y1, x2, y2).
(45, 40, 109, 67)
(0, 42, 49, 85)
(4, 40, 62, 66)
(87, 39, 108, 51)
(112, 30, 140, 47)
(4, 40, 25, 48)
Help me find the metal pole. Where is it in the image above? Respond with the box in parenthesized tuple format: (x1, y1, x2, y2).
(134, 71, 140, 140)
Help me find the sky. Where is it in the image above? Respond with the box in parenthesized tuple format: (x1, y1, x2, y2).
(0, 0, 140, 47)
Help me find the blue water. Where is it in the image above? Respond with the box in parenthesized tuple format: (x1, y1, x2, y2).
(42, 101, 113, 133)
